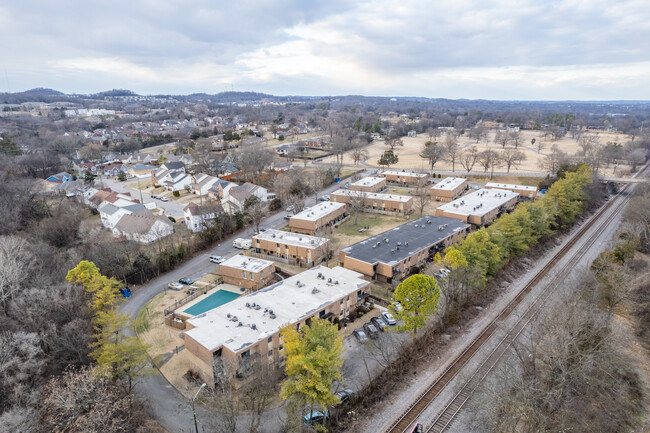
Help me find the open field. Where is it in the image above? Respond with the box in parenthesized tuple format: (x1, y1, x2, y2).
(320, 129, 635, 176)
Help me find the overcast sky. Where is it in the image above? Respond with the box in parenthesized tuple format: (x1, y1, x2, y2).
(2, 0, 649, 100)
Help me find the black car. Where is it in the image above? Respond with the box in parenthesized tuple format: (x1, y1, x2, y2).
(371, 316, 386, 331)
(363, 323, 379, 339)
(179, 277, 194, 285)
(335, 388, 355, 405)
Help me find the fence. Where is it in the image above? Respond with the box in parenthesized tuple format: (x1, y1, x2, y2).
(164, 312, 187, 330)
(163, 279, 221, 317)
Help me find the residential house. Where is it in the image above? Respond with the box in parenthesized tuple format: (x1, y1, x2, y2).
(112, 212, 174, 243)
(222, 183, 269, 214)
(99, 202, 147, 229)
(45, 172, 73, 183)
(102, 163, 128, 177)
(128, 164, 156, 178)
(183, 202, 224, 232)
(207, 179, 237, 201)
(191, 174, 220, 196)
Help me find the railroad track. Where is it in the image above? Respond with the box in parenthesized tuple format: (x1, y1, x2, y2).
(386, 169, 647, 433)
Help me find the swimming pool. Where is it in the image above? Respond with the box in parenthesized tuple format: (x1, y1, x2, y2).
(183, 290, 240, 316)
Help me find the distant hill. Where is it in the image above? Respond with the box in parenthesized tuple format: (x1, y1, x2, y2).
(91, 89, 139, 98)
(21, 87, 64, 96)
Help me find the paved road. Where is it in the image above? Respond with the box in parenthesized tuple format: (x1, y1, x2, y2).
(118, 175, 369, 433)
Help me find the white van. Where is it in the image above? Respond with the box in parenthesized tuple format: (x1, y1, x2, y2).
(232, 238, 252, 249)
(209, 255, 225, 264)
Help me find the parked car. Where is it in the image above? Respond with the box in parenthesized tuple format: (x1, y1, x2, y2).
(179, 277, 194, 285)
(160, 197, 169, 202)
(259, 228, 267, 232)
(285, 205, 295, 213)
(119, 287, 132, 298)
(168, 282, 184, 291)
(371, 316, 386, 331)
(320, 195, 330, 201)
(209, 255, 225, 264)
(150, 194, 158, 199)
(382, 312, 397, 326)
(335, 389, 355, 405)
(391, 301, 403, 312)
(353, 328, 369, 343)
(283, 215, 292, 220)
(304, 410, 329, 426)
(363, 323, 379, 339)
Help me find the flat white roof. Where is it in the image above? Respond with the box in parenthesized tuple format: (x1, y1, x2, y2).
(331, 189, 412, 203)
(220, 255, 275, 272)
(350, 176, 385, 187)
(437, 188, 519, 217)
(185, 266, 369, 353)
(485, 182, 538, 192)
(291, 201, 346, 222)
(380, 170, 427, 178)
(432, 177, 467, 191)
(253, 229, 328, 248)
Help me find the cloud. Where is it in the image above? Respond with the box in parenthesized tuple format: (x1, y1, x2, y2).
(1, 0, 649, 98)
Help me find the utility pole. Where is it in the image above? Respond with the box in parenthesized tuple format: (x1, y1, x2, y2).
(191, 383, 207, 433)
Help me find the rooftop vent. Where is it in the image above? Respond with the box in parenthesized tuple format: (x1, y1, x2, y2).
(328, 278, 332, 283)
(405, 242, 409, 246)
(414, 224, 418, 227)
(272, 233, 276, 238)
(245, 302, 251, 308)
(391, 249, 395, 253)
(254, 304, 261, 310)
(227, 313, 231, 318)
(238, 321, 242, 327)
(270, 313, 277, 319)
(251, 323, 257, 330)
(312, 288, 319, 294)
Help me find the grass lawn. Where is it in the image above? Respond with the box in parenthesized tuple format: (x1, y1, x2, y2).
(370, 283, 394, 301)
(340, 168, 364, 179)
(466, 175, 543, 187)
(336, 213, 406, 237)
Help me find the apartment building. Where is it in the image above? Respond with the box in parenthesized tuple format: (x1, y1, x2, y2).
(183, 266, 370, 386)
(339, 216, 469, 283)
(349, 176, 386, 193)
(218, 255, 275, 292)
(330, 189, 413, 216)
(251, 229, 330, 267)
(485, 182, 538, 200)
(434, 188, 519, 226)
(378, 169, 428, 186)
(289, 202, 347, 235)
(430, 177, 468, 202)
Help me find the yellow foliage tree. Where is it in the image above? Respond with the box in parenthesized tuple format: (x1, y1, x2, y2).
(280, 319, 343, 425)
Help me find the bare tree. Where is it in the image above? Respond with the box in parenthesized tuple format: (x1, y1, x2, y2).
(459, 146, 480, 173)
(532, 138, 545, 154)
(494, 130, 509, 148)
(350, 141, 369, 166)
(479, 150, 500, 179)
(0, 236, 35, 313)
(349, 190, 367, 225)
(385, 136, 404, 151)
(192, 141, 214, 174)
(541, 144, 567, 175)
(508, 130, 522, 148)
(500, 148, 526, 173)
(578, 133, 600, 156)
(626, 148, 647, 172)
(427, 127, 441, 141)
(413, 185, 430, 217)
(246, 201, 268, 233)
(285, 195, 305, 215)
(444, 134, 461, 172)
